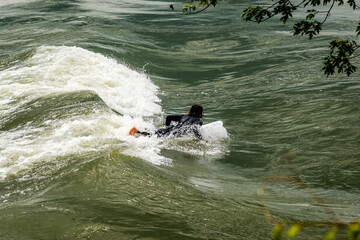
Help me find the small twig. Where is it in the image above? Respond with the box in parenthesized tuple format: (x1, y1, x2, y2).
(348, 46, 360, 59)
(170, 2, 213, 15)
(321, 0, 335, 24)
(266, 0, 282, 11)
(246, 13, 277, 23)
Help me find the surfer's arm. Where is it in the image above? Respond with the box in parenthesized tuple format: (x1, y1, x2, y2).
(165, 115, 183, 126)
(193, 121, 203, 139)
(193, 128, 202, 139)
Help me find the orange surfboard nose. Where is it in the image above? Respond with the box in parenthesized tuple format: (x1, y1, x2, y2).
(129, 127, 137, 136)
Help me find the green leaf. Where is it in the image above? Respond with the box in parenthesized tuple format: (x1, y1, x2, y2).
(348, 222, 360, 240)
(272, 223, 285, 240)
(324, 39, 357, 76)
(183, 3, 190, 13)
(323, 226, 339, 240)
(241, 6, 273, 23)
(348, 0, 357, 9)
(309, 0, 321, 6)
(292, 20, 322, 39)
(337, 0, 345, 6)
(306, 9, 318, 20)
(356, 21, 360, 36)
(271, 0, 297, 24)
(323, 55, 336, 76)
(288, 224, 302, 239)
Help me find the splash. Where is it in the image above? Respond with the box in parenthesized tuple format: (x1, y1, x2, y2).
(0, 46, 229, 180)
(0, 46, 165, 179)
(0, 45, 161, 117)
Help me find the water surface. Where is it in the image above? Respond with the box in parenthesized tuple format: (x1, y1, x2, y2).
(0, 0, 359, 239)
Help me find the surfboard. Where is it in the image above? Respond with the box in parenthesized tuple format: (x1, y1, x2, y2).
(129, 121, 228, 140)
(129, 127, 137, 136)
(200, 121, 228, 140)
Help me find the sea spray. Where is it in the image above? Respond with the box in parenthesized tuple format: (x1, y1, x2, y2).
(0, 46, 162, 117)
(0, 46, 166, 179)
(0, 46, 229, 180)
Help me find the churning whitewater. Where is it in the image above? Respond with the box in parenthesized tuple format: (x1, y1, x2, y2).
(0, 1, 359, 239)
(0, 46, 228, 179)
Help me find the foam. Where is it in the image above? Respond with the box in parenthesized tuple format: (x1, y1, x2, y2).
(0, 46, 165, 178)
(0, 0, 37, 7)
(0, 46, 228, 179)
(10, 46, 160, 117)
(159, 121, 229, 159)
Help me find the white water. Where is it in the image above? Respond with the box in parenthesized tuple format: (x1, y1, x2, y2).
(0, 46, 162, 117)
(0, 46, 228, 179)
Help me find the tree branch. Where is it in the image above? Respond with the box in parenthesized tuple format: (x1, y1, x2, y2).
(170, 0, 216, 15)
(321, 0, 335, 24)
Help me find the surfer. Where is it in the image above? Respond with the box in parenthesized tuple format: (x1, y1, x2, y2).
(129, 104, 203, 139)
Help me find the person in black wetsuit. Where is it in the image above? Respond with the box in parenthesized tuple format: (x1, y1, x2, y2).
(131, 105, 203, 139)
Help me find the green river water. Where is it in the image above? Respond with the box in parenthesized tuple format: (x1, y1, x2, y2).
(0, 0, 359, 239)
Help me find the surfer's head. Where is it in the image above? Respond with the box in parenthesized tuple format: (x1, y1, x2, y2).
(188, 105, 203, 119)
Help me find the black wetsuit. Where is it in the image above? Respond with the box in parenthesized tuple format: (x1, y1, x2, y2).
(151, 115, 203, 139)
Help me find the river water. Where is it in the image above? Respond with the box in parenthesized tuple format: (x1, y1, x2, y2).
(0, 0, 359, 239)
